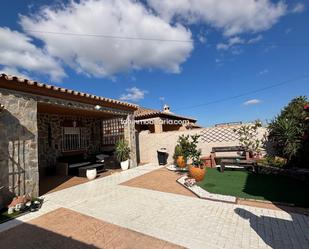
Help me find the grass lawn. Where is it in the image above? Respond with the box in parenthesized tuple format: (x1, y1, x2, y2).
(0, 210, 23, 224)
(197, 168, 309, 207)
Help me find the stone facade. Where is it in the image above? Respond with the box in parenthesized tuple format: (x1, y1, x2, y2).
(38, 113, 137, 171)
(0, 87, 137, 206)
(124, 114, 137, 168)
(0, 89, 38, 209)
(37, 113, 103, 175)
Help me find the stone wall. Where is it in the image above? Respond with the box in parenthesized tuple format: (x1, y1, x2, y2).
(124, 114, 137, 168)
(137, 125, 267, 164)
(0, 89, 38, 209)
(37, 113, 103, 174)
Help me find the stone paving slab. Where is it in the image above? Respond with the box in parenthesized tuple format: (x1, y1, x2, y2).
(0, 207, 184, 249)
(0, 163, 308, 249)
(121, 167, 196, 197)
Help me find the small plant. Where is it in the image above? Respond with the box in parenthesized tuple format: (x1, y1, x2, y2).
(257, 156, 287, 168)
(115, 139, 130, 162)
(233, 120, 264, 157)
(176, 135, 192, 162)
(174, 134, 203, 168)
(173, 144, 183, 162)
(188, 134, 203, 167)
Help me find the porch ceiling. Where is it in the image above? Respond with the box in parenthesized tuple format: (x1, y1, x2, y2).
(38, 102, 124, 119)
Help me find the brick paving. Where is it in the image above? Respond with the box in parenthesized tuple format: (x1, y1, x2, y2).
(121, 167, 196, 197)
(123, 167, 309, 215)
(1, 164, 308, 249)
(0, 207, 183, 249)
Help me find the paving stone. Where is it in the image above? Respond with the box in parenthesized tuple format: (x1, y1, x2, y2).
(0, 163, 308, 249)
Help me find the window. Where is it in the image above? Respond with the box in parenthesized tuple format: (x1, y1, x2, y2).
(62, 127, 88, 152)
(102, 118, 124, 145)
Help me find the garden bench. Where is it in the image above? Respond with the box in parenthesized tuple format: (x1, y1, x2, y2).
(219, 159, 258, 173)
(209, 146, 250, 167)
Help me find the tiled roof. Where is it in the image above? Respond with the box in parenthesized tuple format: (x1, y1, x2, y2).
(135, 107, 197, 122)
(0, 74, 138, 110)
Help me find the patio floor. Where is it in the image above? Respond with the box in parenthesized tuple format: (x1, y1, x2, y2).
(121, 167, 196, 197)
(1, 164, 309, 249)
(40, 168, 122, 195)
(0, 207, 183, 249)
(122, 167, 309, 215)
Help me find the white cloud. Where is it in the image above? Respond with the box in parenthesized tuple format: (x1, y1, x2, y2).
(147, 0, 287, 36)
(0, 66, 29, 79)
(258, 69, 269, 75)
(217, 36, 244, 50)
(217, 35, 263, 52)
(248, 35, 263, 44)
(291, 3, 305, 13)
(20, 0, 193, 78)
(243, 99, 261, 105)
(119, 87, 147, 102)
(285, 28, 292, 34)
(0, 27, 65, 81)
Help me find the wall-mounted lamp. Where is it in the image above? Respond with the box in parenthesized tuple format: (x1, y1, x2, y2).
(94, 105, 102, 110)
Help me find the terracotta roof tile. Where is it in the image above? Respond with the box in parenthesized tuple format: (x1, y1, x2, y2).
(135, 106, 196, 122)
(0, 73, 138, 110)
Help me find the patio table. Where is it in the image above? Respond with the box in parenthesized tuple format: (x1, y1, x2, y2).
(220, 159, 258, 173)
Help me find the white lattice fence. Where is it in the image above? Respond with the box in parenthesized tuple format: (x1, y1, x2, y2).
(199, 127, 240, 143)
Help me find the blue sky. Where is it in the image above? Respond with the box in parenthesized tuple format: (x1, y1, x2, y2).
(0, 0, 308, 127)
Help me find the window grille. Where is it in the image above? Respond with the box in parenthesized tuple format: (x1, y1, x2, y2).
(102, 118, 124, 145)
(62, 127, 88, 152)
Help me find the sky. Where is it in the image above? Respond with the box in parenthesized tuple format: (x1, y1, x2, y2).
(0, 0, 308, 127)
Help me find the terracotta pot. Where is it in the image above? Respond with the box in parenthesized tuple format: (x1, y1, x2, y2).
(189, 165, 206, 182)
(176, 156, 186, 168)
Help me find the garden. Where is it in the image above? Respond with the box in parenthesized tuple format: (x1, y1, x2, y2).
(197, 168, 309, 207)
(173, 96, 309, 207)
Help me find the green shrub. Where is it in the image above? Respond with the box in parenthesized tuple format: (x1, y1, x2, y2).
(173, 134, 202, 167)
(115, 139, 130, 162)
(173, 144, 183, 162)
(257, 156, 287, 168)
(268, 96, 308, 166)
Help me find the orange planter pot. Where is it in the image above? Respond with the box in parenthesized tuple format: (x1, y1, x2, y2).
(176, 156, 186, 168)
(189, 165, 206, 182)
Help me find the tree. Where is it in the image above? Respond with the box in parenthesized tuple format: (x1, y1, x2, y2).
(268, 96, 308, 166)
(233, 120, 263, 155)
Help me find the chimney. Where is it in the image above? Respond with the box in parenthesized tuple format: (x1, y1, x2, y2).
(163, 104, 171, 113)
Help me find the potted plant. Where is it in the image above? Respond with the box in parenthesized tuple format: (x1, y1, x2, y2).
(115, 139, 131, 170)
(173, 144, 185, 168)
(173, 135, 193, 168)
(187, 135, 206, 182)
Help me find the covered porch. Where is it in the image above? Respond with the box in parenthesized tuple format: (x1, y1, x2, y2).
(37, 98, 137, 195)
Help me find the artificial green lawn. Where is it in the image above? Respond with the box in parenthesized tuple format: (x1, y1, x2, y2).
(197, 168, 309, 207)
(0, 210, 22, 224)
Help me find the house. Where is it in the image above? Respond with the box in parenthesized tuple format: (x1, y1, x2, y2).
(0, 74, 138, 207)
(135, 105, 200, 133)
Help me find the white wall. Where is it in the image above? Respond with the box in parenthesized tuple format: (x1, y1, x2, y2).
(137, 125, 267, 164)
